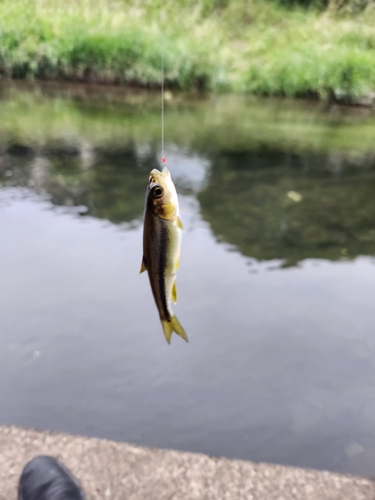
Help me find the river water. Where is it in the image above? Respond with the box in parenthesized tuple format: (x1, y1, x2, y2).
(1, 82, 375, 476)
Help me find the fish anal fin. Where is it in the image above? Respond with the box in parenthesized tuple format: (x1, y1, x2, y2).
(139, 257, 147, 274)
(172, 281, 177, 304)
(162, 316, 188, 344)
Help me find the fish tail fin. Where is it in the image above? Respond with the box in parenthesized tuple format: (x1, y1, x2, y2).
(162, 316, 188, 344)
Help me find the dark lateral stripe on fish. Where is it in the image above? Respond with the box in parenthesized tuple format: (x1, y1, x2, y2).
(156, 219, 171, 321)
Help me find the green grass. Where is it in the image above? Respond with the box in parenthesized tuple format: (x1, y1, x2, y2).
(1, 0, 375, 100)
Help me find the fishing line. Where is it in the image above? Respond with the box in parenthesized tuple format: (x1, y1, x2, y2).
(161, 50, 166, 165)
(160, 21, 167, 167)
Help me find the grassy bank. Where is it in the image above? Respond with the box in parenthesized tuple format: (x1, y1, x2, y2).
(1, 0, 375, 101)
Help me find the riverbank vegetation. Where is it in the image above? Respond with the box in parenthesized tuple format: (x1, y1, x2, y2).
(1, 0, 375, 101)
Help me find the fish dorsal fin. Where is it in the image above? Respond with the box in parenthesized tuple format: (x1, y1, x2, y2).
(139, 257, 147, 274)
(172, 280, 177, 304)
(177, 217, 183, 230)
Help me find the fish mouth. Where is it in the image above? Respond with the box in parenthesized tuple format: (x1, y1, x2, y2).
(149, 167, 170, 185)
(149, 169, 160, 185)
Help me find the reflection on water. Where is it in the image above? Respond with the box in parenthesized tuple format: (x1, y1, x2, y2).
(0, 143, 156, 225)
(2, 133, 375, 267)
(199, 150, 375, 266)
(1, 83, 375, 477)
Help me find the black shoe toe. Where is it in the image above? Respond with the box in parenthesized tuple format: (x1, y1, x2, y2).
(18, 455, 86, 500)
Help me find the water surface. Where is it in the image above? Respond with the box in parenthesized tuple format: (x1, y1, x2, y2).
(1, 83, 375, 476)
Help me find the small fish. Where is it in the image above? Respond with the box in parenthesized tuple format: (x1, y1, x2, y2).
(140, 167, 188, 344)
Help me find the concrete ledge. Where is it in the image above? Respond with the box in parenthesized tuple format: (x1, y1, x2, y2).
(0, 424, 374, 500)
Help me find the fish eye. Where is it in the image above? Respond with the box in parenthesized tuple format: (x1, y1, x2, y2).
(152, 186, 164, 198)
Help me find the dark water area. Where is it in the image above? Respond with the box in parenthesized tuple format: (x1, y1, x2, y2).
(1, 82, 375, 476)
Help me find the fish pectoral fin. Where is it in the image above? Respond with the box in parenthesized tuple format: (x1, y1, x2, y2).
(177, 216, 184, 230)
(171, 280, 177, 304)
(162, 316, 188, 344)
(139, 257, 147, 274)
